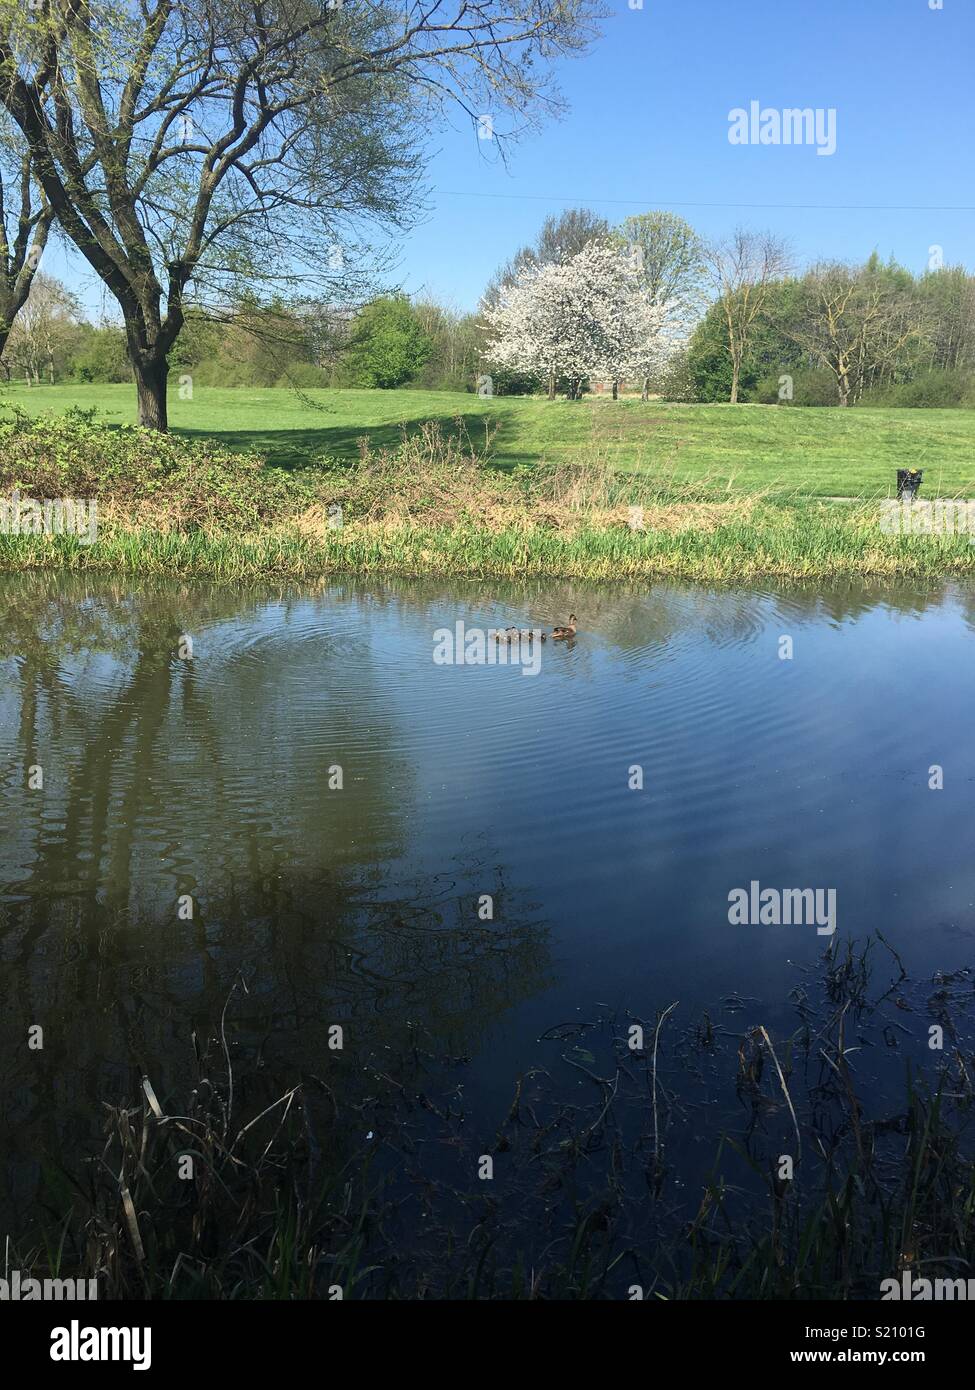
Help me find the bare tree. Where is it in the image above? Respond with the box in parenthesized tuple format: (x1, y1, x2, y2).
(6, 270, 81, 383)
(703, 228, 790, 404)
(0, 116, 53, 371)
(789, 262, 929, 406)
(0, 0, 600, 429)
(483, 207, 613, 307)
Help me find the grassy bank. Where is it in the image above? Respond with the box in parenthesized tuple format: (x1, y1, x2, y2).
(6, 381, 975, 498)
(2, 406, 975, 581)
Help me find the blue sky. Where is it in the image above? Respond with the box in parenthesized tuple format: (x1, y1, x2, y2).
(395, 0, 975, 310)
(55, 0, 975, 319)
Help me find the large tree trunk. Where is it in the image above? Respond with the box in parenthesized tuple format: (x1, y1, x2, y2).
(729, 358, 740, 404)
(132, 353, 169, 431)
(547, 370, 556, 401)
(641, 376, 650, 402)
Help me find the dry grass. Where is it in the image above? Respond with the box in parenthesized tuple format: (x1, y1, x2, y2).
(4, 414, 975, 580)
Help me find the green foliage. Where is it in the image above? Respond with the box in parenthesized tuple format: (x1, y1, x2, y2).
(6, 383, 975, 499)
(407, 301, 483, 391)
(614, 210, 704, 307)
(861, 368, 975, 409)
(344, 296, 434, 388)
(753, 367, 839, 407)
(0, 408, 320, 530)
(170, 307, 329, 388)
(686, 280, 808, 403)
(487, 366, 543, 396)
(70, 325, 131, 383)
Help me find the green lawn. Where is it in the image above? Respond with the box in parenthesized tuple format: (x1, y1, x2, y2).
(5, 382, 975, 499)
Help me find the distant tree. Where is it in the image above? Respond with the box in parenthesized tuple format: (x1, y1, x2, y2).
(6, 272, 81, 384)
(703, 229, 791, 403)
(345, 296, 433, 389)
(613, 212, 704, 398)
(616, 212, 704, 310)
(915, 266, 975, 373)
(0, 116, 52, 368)
(788, 261, 929, 406)
(70, 322, 131, 383)
(483, 207, 612, 308)
(485, 242, 666, 400)
(411, 298, 483, 391)
(685, 280, 805, 403)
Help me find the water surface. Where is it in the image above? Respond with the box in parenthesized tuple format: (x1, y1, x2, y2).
(2, 572, 974, 1226)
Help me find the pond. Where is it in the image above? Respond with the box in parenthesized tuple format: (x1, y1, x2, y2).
(2, 571, 974, 1276)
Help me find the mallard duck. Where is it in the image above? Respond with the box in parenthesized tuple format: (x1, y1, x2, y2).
(552, 614, 577, 640)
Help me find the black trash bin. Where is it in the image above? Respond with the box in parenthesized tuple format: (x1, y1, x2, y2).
(897, 468, 923, 500)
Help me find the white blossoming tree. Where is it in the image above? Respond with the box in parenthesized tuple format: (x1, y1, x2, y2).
(484, 242, 672, 399)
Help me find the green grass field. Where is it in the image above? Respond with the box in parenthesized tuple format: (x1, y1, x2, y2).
(5, 382, 975, 499)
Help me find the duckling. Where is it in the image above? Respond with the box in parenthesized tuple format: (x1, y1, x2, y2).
(552, 614, 577, 640)
(494, 626, 519, 644)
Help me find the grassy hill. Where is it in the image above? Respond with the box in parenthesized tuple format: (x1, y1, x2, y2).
(5, 382, 975, 500)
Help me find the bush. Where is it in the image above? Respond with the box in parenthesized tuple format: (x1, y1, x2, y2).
(273, 361, 331, 390)
(659, 350, 695, 403)
(861, 368, 975, 409)
(71, 327, 131, 383)
(343, 296, 434, 389)
(753, 367, 839, 406)
(0, 409, 321, 531)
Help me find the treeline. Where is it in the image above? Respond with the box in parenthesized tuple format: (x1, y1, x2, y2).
(0, 7, 967, 426)
(9, 223, 975, 410)
(2, 280, 483, 394)
(682, 252, 975, 408)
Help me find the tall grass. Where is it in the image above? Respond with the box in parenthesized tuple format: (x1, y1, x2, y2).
(3, 412, 974, 580)
(10, 940, 975, 1299)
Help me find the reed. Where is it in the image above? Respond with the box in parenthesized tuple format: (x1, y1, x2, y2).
(10, 942, 975, 1300)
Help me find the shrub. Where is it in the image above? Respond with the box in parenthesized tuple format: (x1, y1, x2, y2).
(71, 327, 131, 383)
(343, 296, 434, 389)
(753, 367, 839, 406)
(659, 349, 695, 402)
(861, 368, 975, 409)
(0, 409, 321, 531)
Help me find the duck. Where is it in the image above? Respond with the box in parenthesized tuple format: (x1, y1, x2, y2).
(552, 614, 577, 640)
(494, 625, 547, 643)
